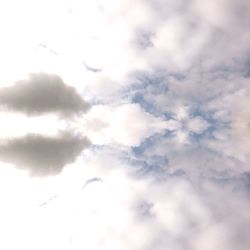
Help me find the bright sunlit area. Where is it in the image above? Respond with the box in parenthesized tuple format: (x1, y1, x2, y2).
(0, 0, 250, 249)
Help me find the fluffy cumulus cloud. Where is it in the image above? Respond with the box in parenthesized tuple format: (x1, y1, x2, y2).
(0, 73, 89, 117)
(0, 0, 250, 249)
(0, 133, 90, 176)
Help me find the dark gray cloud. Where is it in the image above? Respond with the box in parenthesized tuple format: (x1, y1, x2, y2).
(0, 73, 90, 117)
(0, 133, 90, 176)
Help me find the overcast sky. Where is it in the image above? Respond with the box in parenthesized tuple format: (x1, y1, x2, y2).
(0, 0, 250, 249)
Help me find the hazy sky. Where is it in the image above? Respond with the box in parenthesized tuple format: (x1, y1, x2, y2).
(0, 0, 250, 249)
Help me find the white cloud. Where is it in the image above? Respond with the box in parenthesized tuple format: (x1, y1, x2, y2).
(1, 0, 249, 103)
(0, 0, 250, 249)
(187, 116, 210, 134)
(71, 103, 169, 147)
(203, 80, 250, 167)
(0, 144, 250, 250)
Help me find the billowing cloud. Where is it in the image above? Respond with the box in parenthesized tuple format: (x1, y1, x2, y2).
(0, 73, 90, 117)
(0, 133, 90, 176)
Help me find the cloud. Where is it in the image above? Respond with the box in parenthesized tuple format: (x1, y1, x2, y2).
(187, 116, 210, 134)
(0, 133, 90, 176)
(124, 67, 250, 175)
(0, 73, 90, 117)
(0, 0, 250, 249)
(71, 0, 250, 103)
(0, 144, 250, 250)
(24, 150, 249, 250)
(1, 0, 249, 104)
(71, 103, 171, 147)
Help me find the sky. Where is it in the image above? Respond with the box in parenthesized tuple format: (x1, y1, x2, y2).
(0, 0, 250, 249)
